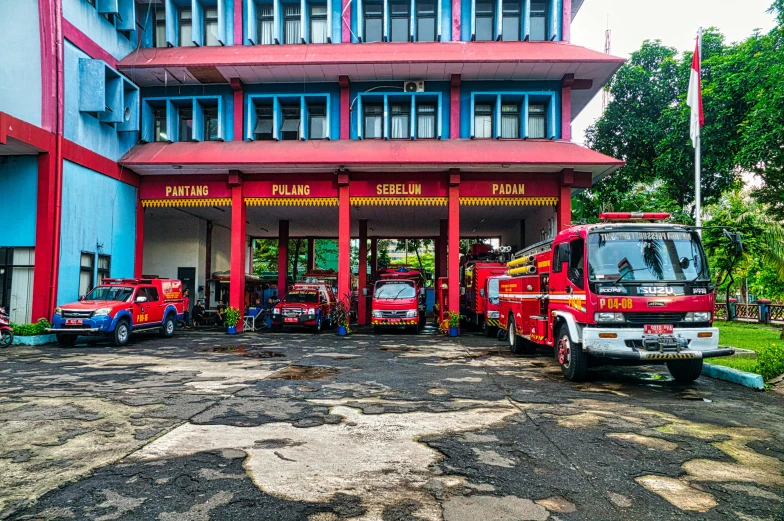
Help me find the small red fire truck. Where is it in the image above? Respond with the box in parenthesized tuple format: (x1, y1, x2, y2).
(460, 244, 510, 331)
(49, 278, 185, 347)
(271, 282, 336, 333)
(499, 213, 738, 382)
(368, 267, 427, 333)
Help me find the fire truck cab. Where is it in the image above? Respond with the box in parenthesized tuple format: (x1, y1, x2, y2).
(483, 274, 510, 336)
(499, 213, 736, 382)
(369, 267, 427, 333)
(460, 244, 509, 330)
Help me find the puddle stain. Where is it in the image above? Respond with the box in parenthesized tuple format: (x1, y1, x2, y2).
(210, 346, 286, 358)
(269, 365, 341, 381)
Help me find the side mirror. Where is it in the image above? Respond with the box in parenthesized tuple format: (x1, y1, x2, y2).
(135, 296, 148, 303)
(362, 288, 368, 297)
(724, 230, 744, 256)
(479, 289, 485, 297)
(679, 257, 691, 270)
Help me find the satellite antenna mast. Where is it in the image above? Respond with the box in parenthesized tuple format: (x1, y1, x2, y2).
(602, 15, 612, 111)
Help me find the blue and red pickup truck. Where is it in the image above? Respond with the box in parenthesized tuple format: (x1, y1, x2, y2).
(48, 278, 185, 346)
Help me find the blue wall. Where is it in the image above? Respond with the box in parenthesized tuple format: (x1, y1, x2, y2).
(63, 0, 138, 61)
(63, 41, 140, 161)
(0, 1, 42, 127)
(0, 156, 38, 247)
(57, 160, 137, 304)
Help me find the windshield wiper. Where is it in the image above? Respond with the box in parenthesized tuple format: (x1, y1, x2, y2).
(612, 267, 650, 285)
(392, 287, 411, 300)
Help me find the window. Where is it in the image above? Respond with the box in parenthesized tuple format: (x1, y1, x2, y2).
(179, 8, 194, 46)
(364, 2, 383, 42)
(284, 4, 301, 44)
(255, 104, 274, 140)
(552, 243, 567, 273)
(0, 248, 35, 324)
(154, 107, 167, 141)
(280, 105, 301, 140)
(364, 104, 383, 139)
(80, 252, 95, 297)
(146, 287, 160, 302)
(528, 103, 546, 138)
(568, 239, 585, 288)
(309, 105, 327, 139)
(501, 0, 520, 40)
(178, 106, 194, 141)
(310, 4, 329, 43)
(530, 1, 548, 41)
(204, 106, 220, 141)
(501, 103, 519, 138)
(205, 7, 220, 46)
(97, 255, 111, 283)
(416, 103, 436, 138)
(257, 5, 274, 44)
(474, 103, 493, 138)
(416, 1, 436, 41)
(390, 103, 410, 139)
(154, 8, 167, 47)
(390, 1, 410, 42)
(475, 1, 495, 41)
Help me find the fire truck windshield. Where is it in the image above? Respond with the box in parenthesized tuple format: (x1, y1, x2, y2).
(85, 287, 134, 302)
(488, 279, 500, 301)
(587, 231, 709, 282)
(286, 292, 319, 303)
(375, 281, 416, 299)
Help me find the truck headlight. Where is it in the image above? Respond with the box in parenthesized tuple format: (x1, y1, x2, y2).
(273, 308, 280, 315)
(487, 311, 499, 319)
(372, 310, 383, 318)
(406, 309, 417, 318)
(92, 308, 112, 317)
(594, 312, 624, 323)
(54, 307, 62, 316)
(308, 308, 316, 315)
(685, 312, 711, 322)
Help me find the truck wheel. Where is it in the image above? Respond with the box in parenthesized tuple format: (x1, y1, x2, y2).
(666, 359, 704, 383)
(313, 316, 322, 334)
(56, 334, 77, 347)
(508, 316, 525, 354)
(160, 314, 175, 338)
(112, 319, 130, 347)
(497, 328, 508, 342)
(557, 323, 586, 382)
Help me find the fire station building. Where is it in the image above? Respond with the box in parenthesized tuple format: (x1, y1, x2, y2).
(0, 0, 623, 325)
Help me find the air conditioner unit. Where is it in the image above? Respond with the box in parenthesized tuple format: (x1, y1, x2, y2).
(403, 81, 425, 92)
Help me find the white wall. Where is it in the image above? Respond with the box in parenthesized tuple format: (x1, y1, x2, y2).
(524, 206, 558, 246)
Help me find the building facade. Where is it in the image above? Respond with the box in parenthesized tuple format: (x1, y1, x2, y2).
(0, 0, 623, 325)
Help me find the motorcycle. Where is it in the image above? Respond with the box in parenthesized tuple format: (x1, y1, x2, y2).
(0, 307, 13, 348)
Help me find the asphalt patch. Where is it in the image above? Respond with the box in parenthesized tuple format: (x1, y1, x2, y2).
(269, 365, 341, 380)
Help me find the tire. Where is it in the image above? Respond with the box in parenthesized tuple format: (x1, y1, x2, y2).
(508, 316, 525, 354)
(313, 315, 322, 334)
(56, 333, 77, 347)
(112, 319, 131, 347)
(160, 314, 175, 338)
(557, 323, 587, 382)
(666, 359, 704, 383)
(497, 328, 508, 342)
(0, 330, 13, 348)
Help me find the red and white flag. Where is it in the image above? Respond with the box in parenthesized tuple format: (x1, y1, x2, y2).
(686, 38, 704, 147)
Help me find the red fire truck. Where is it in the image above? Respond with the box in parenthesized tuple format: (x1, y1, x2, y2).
(483, 274, 510, 337)
(460, 244, 509, 331)
(271, 282, 336, 333)
(499, 213, 738, 382)
(368, 267, 427, 333)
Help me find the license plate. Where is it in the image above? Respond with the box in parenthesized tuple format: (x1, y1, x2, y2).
(644, 324, 673, 335)
(388, 318, 401, 323)
(285, 318, 297, 323)
(65, 319, 83, 326)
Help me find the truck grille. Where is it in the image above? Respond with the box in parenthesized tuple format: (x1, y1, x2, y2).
(380, 310, 409, 318)
(625, 313, 685, 325)
(62, 310, 92, 319)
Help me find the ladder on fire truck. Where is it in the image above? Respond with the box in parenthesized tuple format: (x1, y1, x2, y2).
(509, 238, 553, 262)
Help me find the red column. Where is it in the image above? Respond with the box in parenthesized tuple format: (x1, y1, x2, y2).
(448, 171, 460, 316)
(205, 222, 213, 305)
(234, 0, 243, 44)
(370, 238, 378, 278)
(561, 75, 573, 142)
(340, 76, 350, 140)
(562, 0, 571, 42)
(134, 197, 144, 278)
(229, 174, 246, 315)
(278, 220, 289, 297)
(358, 220, 368, 325)
(451, 0, 461, 41)
(30, 143, 57, 320)
(557, 169, 574, 231)
(438, 219, 448, 282)
(450, 74, 461, 139)
(307, 237, 315, 271)
(337, 174, 351, 305)
(342, 0, 351, 42)
(231, 78, 243, 141)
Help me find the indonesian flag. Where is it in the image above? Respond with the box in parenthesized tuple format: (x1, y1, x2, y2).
(686, 38, 704, 147)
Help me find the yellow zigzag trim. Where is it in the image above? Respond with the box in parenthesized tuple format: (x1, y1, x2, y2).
(245, 198, 339, 207)
(141, 198, 232, 208)
(459, 197, 559, 206)
(350, 197, 448, 206)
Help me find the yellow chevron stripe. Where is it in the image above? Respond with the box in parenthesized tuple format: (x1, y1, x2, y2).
(141, 198, 231, 208)
(350, 197, 448, 206)
(245, 198, 339, 207)
(486, 319, 500, 327)
(644, 353, 698, 359)
(459, 197, 559, 206)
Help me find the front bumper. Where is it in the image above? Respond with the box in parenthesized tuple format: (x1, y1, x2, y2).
(272, 314, 317, 325)
(582, 327, 733, 360)
(49, 314, 114, 334)
(372, 317, 418, 326)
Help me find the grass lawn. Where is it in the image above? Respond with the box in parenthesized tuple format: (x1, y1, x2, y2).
(707, 321, 784, 376)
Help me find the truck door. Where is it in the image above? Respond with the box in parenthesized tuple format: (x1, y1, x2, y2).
(145, 286, 165, 324)
(549, 241, 570, 297)
(132, 288, 150, 326)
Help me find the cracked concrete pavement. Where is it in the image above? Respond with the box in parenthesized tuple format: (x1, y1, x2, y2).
(1, 327, 783, 520)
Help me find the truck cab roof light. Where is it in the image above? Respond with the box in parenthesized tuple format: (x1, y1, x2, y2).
(599, 212, 671, 222)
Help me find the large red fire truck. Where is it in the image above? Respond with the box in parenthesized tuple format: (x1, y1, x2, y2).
(499, 213, 738, 382)
(460, 244, 509, 332)
(367, 267, 427, 333)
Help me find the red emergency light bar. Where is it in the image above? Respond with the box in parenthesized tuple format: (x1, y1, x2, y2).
(101, 278, 154, 284)
(599, 212, 671, 222)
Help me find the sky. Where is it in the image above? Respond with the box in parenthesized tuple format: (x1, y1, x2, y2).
(570, 0, 777, 146)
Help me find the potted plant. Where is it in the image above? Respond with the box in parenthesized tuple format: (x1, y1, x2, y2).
(332, 299, 351, 336)
(446, 311, 461, 337)
(224, 306, 241, 335)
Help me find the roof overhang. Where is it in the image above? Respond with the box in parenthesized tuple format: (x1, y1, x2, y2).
(119, 139, 624, 182)
(571, 0, 585, 20)
(117, 41, 624, 118)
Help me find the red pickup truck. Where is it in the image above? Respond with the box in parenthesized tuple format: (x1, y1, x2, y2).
(271, 282, 336, 333)
(49, 278, 185, 346)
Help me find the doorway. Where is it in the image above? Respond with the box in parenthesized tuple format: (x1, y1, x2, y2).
(178, 267, 196, 312)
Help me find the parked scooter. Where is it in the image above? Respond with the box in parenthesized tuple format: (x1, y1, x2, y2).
(0, 307, 13, 348)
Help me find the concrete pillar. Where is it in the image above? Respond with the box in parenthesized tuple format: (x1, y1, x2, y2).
(557, 169, 573, 231)
(31, 142, 57, 320)
(451, 0, 461, 41)
(562, 0, 571, 42)
(278, 220, 289, 297)
(230, 78, 244, 141)
(358, 220, 368, 325)
(340, 76, 350, 139)
(230, 173, 246, 316)
(205, 222, 212, 305)
(448, 170, 460, 315)
(450, 74, 461, 139)
(307, 237, 315, 272)
(561, 75, 573, 142)
(337, 174, 351, 305)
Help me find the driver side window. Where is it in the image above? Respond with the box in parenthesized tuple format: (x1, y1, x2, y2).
(568, 238, 585, 289)
(552, 243, 568, 273)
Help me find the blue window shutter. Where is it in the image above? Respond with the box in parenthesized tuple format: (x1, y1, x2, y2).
(78, 59, 106, 113)
(470, 0, 476, 40)
(437, 93, 443, 138)
(548, 0, 557, 40)
(383, 95, 389, 139)
(326, 0, 332, 42)
(116, 0, 136, 31)
(193, 98, 205, 141)
(141, 101, 154, 142)
(192, 0, 204, 46)
(409, 96, 416, 138)
(383, 0, 389, 41)
(273, 0, 281, 43)
(99, 71, 124, 124)
(436, 0, 442, 40)
(494, 95, 501, 138)
(138, 3, 154, 47)
(217, 96, 226, 140)
(325, 95, 331, 138)
(469, 93, 475, 138)
(409, 0, 415, 41)
(273, 97, 282, 140)
(300, 97, 308, 139)
(246, 97, 256, 140)
(117, 79, 139, 132)
(97, 0, 120, 15)
(522, 0, 530, 39)
(522, 95, 529, 138)
(357, 0, 364, 41)
(301, 0, 307, 43)
(357, 95, 363, 138)
(217, 0, 228, 44)
(548, 93, 556, 138)
(165, 0, 177, 46)
(246, 0, 258, 44)
(495, 0, 502, 40)
(166, 100, 177, 142)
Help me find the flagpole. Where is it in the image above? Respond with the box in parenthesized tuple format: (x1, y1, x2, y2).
(695, 27, 703, 233)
